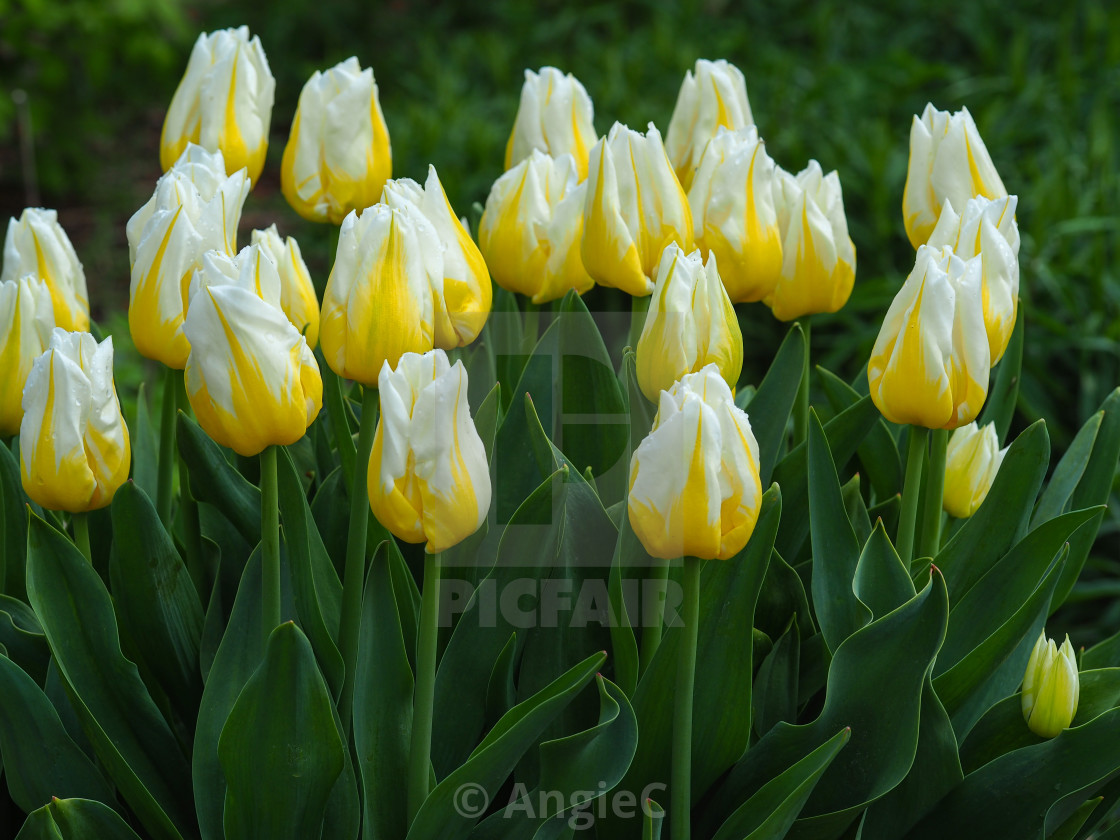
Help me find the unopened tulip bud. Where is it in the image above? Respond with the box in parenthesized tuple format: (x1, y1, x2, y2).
(1022, 631, 1079, 738)
(942, 421, 1007, 518)
(0, 275, 55, 436)
(1, 208, 88, 332)
(251, 225, 319, 348)
(505, 67, 597, 179)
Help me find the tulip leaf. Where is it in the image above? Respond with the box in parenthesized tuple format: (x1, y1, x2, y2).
(15, 798, 142, 840)
(484, 632, 518, 729)
(0, 593, 49, 685)
(977, 304, 1024, 442)
(621, 347, 655, 462)
(491, 287, 527, 411)
(473, 381, 502, 463)
(130, 380, 159, 502)
(25, 514, 194, 840)
(1031, 410, 1102, 528)
(1045, 795, 1104, 840)
(607, 508, 642, 697)
(0, 442, 29, 598)
(108, 481, 204, 727)
(0, 653, 116, 814)
(176, 412, 262, 545)
(407, 650, 607, 840)
(1084, 628, 1120, 671)
(755, 550, 815, 642)
(745, 323, 805, 486)
(218, 622, 344, 840)
(752, 615, 801, 739)
(852, 521, 915, 619)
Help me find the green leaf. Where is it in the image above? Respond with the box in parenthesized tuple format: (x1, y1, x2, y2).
(25, 514, 194, 840)
(1045, 795, 1103, 840)
(218, 622, 344, 840)
(607, 510, 640, 697)
(643, 800, 665, 840)
(745, 323, 805, 485)
(1084, 628, 1120, 670)
(473, 382, 503, 463)
(0, 593, 49, 685)
(0, 442, 29, 598)
(1031, 411, 1102, 528)
(841, 474, 872, 546)
(15, 798, 142, 840)
(177, 412, 261, 545)
(621, 348, 655, 466)
(752, 616, 801, 739)
(977, 304, 1024, 441)
(755, 550, 815, 642)
(484, 632, 518, 729)
(817, 366, 901, 503)
(0, 653, 115, 814)
(491, 286, 526, 410)
(852, 521, 915, 619)
(130, 380, 159, 502)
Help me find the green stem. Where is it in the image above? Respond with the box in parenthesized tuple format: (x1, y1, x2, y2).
(793, 319, 811, 446)
(671, 557, 701, 840)
(72, 513, 91, 563)
(521, 300, 541, 355)
(337, 386, 379, 734)
(156, 367, 178, 526)
(897, 427, 929, 565)
(628, 294, 651, 352)
(260, 445, 280, 649)
(408, 550, 442, 823)
(919, 428, 949, 559)
(638, 557, 670, 675)
(322, 360, 357, 489)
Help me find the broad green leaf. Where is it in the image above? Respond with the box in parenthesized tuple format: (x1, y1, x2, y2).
(491, 287, 526, 411)
(1032, 411, 1102, 528)
(219, 622, 344, 840)
(1084, 628, 1120, 670)
(25, 515, 194, 840)
(752, 616, 801, 739)
(607, 509, 640, 697)
(867, 496, 900, 537)
(177, 412, 261, 545)
(1045, 795, 1103, 840)
(131, 380, 159, 502)
(0, 442, 29, 598)
(817, 366, 901, 503)
(621, 348, 655, 465)
(745, 323, 805, 485)
(310, 466, 348, 579)
(852, 522, 915, 619)
(473, 382, 503, 463)
(977, 305, 1024, 441)
(841, 474, 872, 546)
(0, 593, 49, 685)
(15, 798, 142, 840)
(755, 550, 815, 642)
(485, 632, 518, 729)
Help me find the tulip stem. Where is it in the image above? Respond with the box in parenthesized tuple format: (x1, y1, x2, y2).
(522, 300, 541, 354)
(156, 367, 178, 527)
(260, 445, 280, 649)
(793, 319, 811, 446)
(897, 427, 929, 565)
(408, 550, 441, 824)
(672, 557, 701, 840)
(72, 513, 91, 563)
(337, 386, 379, 736)
(919, 429, 949, 559)
(322, 359, 357, 489)
(638, 556, 670, 675)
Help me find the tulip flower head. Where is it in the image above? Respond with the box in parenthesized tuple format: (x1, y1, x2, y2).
(368, 349, 491, 553)
(160, 26, 275, 185)
(282, 57, 392, 225)
(868, 245, 989, 429)
(1, 208, 88, 332)
(903, 104, 1007, 248)
(766, 161, 856, 321)
(382, 166, 492, 348)
(251, 225, 320, 348)
(127, 144, 250, 369)
(942, 421, 1007, 518)
(629, 365, 762, 560)
(183, 247, 322, 457)
(927, 195, 1020, 364)
(20, 329, 130, 512)
(688, 126, 783, 303)
(1022, 631, 1079, 739)
(320, 203, 437, 385)
(505, 67, 597, 180)
(480, 150, 594, 304)
(636, 244, 742, 403)
(665, 59, 755, 190)
(582, 122, 694, 297)
(0, 275, 55, 436)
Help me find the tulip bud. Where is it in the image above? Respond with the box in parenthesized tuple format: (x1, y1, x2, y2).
(582, 123, 694, 297)
(636, 244, 742, 403)
(903, 104, 1007, 248)
(688, 126, 783, 303)
(281, 57, 392, 225)
(382, 166, 491, 348)
(320, 204, 436, 385)
(665, 59, 754, 190)
(942, 421, 1007, 518)
(1022, 631, 1079, 738)
(20, 329, 130, 512)
(505, 67, 597, 180)
(160, 26, 275, 185)
(368, 349, 491, 553)
(127, 145, 250, 369)
(1, 208, 88, 332)
(766, 161, 856, 321)
(629, 364, 762, 560)
(0, 276, 55, 436)
(479, 150, 594, 304)
(927, 196, 1020, 364)
(250, 225, 319, 348)
(868, 245, 989, 429)
(183, 248, 322, 457)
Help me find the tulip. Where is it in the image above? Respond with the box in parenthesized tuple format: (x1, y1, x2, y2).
(1, 208, 88, 332)
(688, 126, 783, 303)
(0, 275, 55, 436)
(868, 245, 989, 430)
(281, 57, 392, 225)
(942, 421, 1007, 518)
(183, 248, 322, 457)
(505, 67, 597, 180)
(251, 225, 320, 348)
(126, 144, 250, 369)
(479, 150, 593, 304)
(368, 349, 491, 553)
(766, 160, 856, 321)
(382, 166, 491, 348)
(927, 195, 1020, 364)
(582, 123, 693, 297)
(320, 203, 436, 385)
(636, 244, 742, 403)
(160, 26, 275, 185)
(20, 329, 130, 512)
(665, 59, 754, 190)
(903, 104, 1007, 248)
(1022, 631, 1079, 738)
(628, 364, 762, 560)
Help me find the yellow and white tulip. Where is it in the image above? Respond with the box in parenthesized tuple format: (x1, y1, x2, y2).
(1, 208, 88, 332)
(942, 421, 1007, 518)
(368, 349, 491, 553)
(0, 275, 55, 436)
(1022, 631, 1080, 739)
(505, 67, 597, 180)
(251, 225, 320, 348)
